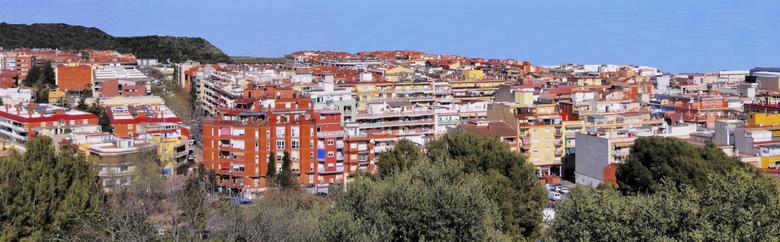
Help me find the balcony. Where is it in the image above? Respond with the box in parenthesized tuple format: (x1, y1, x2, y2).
(317, 167, 345, 175)
(317, 131, 345, 139)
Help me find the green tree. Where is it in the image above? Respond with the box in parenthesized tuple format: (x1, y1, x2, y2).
(322, 159, 510, 241)
(40, 61, 55, 86)
(376, 139, 422, 178)
(426, 131, 546, 238)
(616, 137, 745, 194)
(0, 136, 104, 241)
(549, 169, 780, 241)
(76, 95, 88, 111)
(35, 86, 50, 103)
(98, 108, 113, 133)
(277, 151, 298, 190)
(266, 153, 276, 188)
(22, 64, 40, 87)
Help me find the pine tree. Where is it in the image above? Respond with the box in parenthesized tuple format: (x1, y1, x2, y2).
(278, 151, 298, 190)
(0, 136, 104, 241)
(76, 95, 88, 111)
(98, 109, 113, 133)
(22, 64, 40, 87)
(266, 153, 277, 188)
(40, 61, 55, 86)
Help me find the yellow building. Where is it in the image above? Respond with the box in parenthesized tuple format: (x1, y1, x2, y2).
(463, 69, 485, 80)
(487, 103, 570, 176)
(48, 90, 66, 105)
(749, 113, 780, 127)
(520, 124, 558, 176)
(151, 136, 189, 163)
(741, 113, 780, 168)
(384, 66, 413, 82)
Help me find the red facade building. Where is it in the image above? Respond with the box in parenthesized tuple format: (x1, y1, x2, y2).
(202, 97, 318, 193)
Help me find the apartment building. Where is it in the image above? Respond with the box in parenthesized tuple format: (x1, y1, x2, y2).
(734, 113, 780, 169)
(345, 101, 435, 144)
(106, 105, 183, 137)
(315, 111, 346, 184)
(202, 97, 318, 194)
(92, 66, 151, 97)
(343, 133, 397, 176)
(55, 64, 92, 92)
(0, 103, 98, 144)
(574, 129, 635, 187)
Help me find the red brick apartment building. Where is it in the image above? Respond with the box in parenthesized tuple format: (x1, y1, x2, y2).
(55, 64, 92, 91)
(315, 110, 345, 184)
(202, 97, 318, 192)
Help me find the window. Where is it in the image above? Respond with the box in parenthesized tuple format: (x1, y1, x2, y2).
(276, 140, 285, 150)
(327, 140, 334, 145)
(327, 152, 334, 157)
(276, 127, 285, 138)
(291, 140, 300, 149)
(266, 130, 270, 138)
(291, 150, 300, 161)
(291, 126, 300, 137)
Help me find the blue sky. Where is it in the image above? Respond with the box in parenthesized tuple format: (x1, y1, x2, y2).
(2, 0, 778, 73)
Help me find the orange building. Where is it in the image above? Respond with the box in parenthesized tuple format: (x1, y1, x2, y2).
(202, 97, 318, 193)
(315, 110, 345, 184)
(100, 79, 148, 97)
(343, 133, 397, 177)
(660, 95, 737, 128)
(0, 103, 98, 144)
(56, 64, 93, 91)
(0, 72, 16, 88)
(106, 105, 184, 138)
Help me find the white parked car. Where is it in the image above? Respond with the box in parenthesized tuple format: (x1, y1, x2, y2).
(548, 191, 562, 201)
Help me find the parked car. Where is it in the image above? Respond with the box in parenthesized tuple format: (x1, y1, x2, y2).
(557, 187, 570, 194)
(548, 191, 562, 201)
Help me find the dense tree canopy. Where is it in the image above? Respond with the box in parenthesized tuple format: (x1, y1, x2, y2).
(0, 23, 231, 63)
(549, 168, 780, 241)
(427, 131, 547, 238)
(376, 139, 423, 179)
(0, 136, 104, 241)
(323, 159, 510, 241)
(616, 137, 745, 194)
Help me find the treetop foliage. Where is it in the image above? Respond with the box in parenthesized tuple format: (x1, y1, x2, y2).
(370, 131, 546, 239)
(550, 168, 780, 241)
(616, 136, 747, 194)
(0, 22, 231, 63)
(0, 136, 104, 241)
